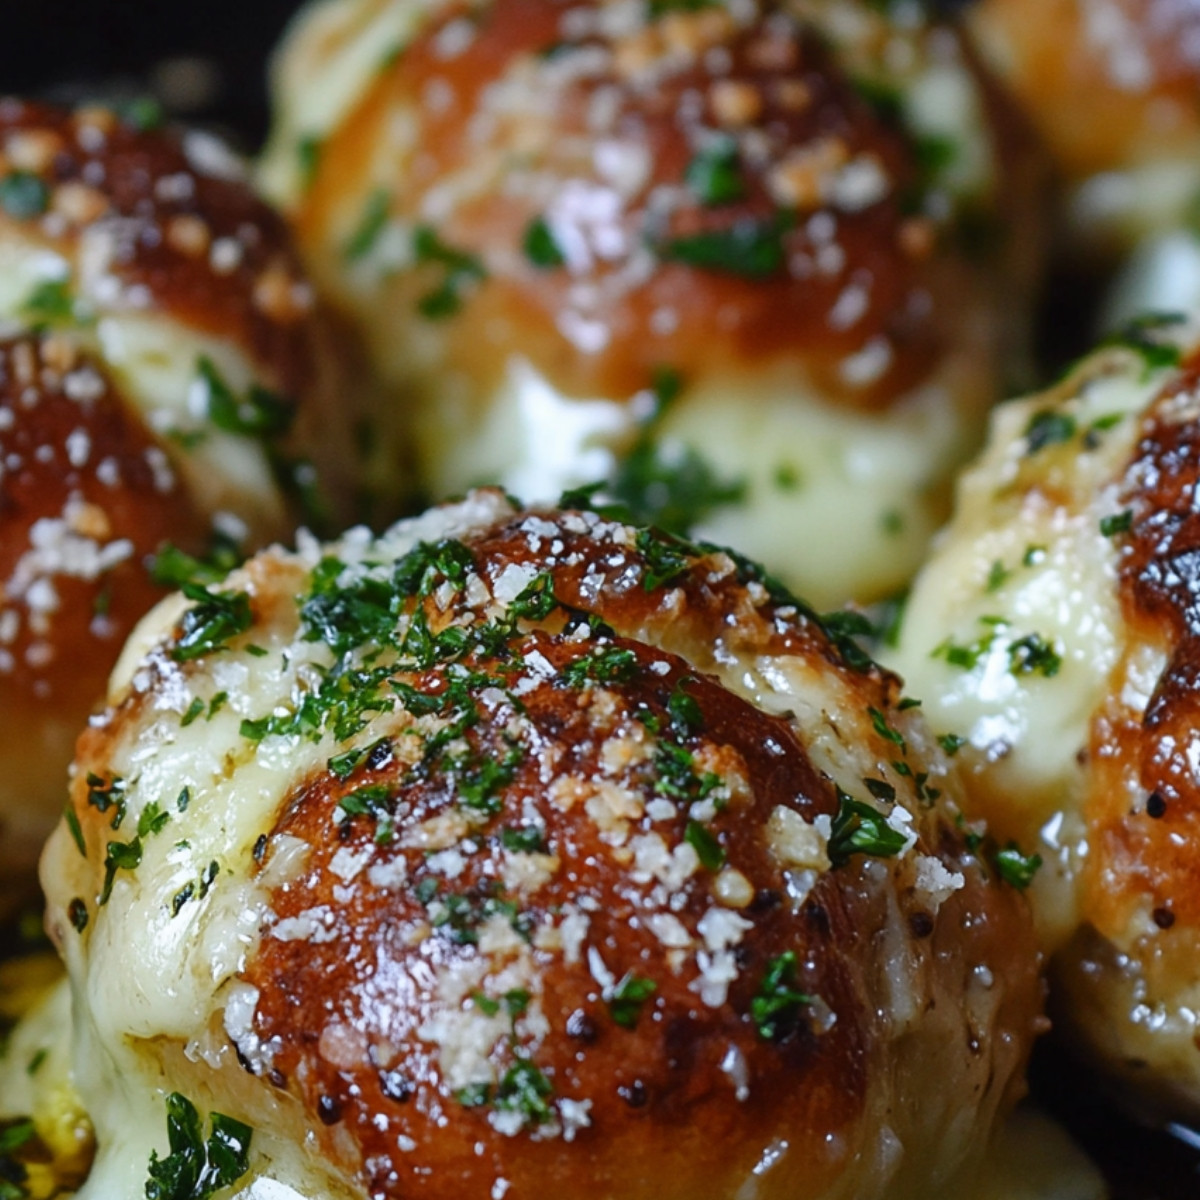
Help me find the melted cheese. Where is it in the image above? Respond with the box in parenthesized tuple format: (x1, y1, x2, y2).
(418, 352, 985, 608)
(884, 317, 1200, 948)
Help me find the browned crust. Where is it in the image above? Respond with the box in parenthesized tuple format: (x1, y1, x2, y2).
(1090, 353, 1200, 934)
(0, 332, 209, 694)
(0, 331, 209, 863)
(301, 0, 1018, 410)
(0, 98, 320, 399)
(245, 634, 868, 1197)
(971, 0, 1200, 179)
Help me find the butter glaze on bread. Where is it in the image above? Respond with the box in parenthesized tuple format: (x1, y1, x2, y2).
(41, 491, 1040, 1199)
(0, 100, 356, 889)
(969, 0, 1200, 249)
(888, 312, 1200, 1116)
(262, 0, 1043, 607)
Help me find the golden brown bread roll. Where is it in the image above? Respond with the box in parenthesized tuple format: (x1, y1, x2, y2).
(0, 99, 357, 895)
(887, 312, 1200, 1117)
(38, 491, 1041, 1199)
(968, 0, 1200, 250)
(261, 0, 1043, 607)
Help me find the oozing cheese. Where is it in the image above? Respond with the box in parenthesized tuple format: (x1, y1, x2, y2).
(37, 491, 1040, 1200)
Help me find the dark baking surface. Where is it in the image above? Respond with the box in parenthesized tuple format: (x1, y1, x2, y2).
(0, 1, 1195, 1196)
(0, 0, 307, 150)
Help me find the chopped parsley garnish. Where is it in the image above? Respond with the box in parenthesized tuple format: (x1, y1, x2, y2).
(826, 789, 907, 869)
(338, 783, 394, 821)
(86, 773, 127, 829)
(816, 610, 876, 673)
(771, 465, 802, 496)
(151, 533, 243, 589)
(609, 435, 746, 536)
(938, 733, 967, 756)
(196, 358, 293, 440)
(1101, 313, 1185, 378)
(1007, 633, 1062, 678)
(454, 742, 523, 815)
(523, 216, 565, 267)
(100, 837, 143, 905)
(684, 820, 725, 870)
(344, 187, 391, 262)
(751, 951, 810, 1040)
(297, 135, 323, 189)
(412, 224, 487, 318)
(171, 582, 253, 663)
(931, 617, 1004, 671)
(657, 213, 791, 278)
(993, 843, 1042, 891)
(608, 972, 657, 1028)
(685, 138, 744, 206)
(985, 560, 1011, 593)
(648, 0, 718, 15)
(501, 826, 547, 854)
(21, 278, 76, 325)
(394, 537, 475, 598)
(0, 1119, 35, 1200)
(65, 805, 86, 856)
(666, 678, 703, 735)
(301, 556, 398, 656)
(0, 172, 49, 219)
(115, 95, 165, 132)
(1100, 509, 1133, 537)
(494, 1058, 554, 1126)
(1024, 410, 1077, 455)
(867, 706, 905, 750)
(144, 1092, 253, 1200)
(170, 861, 218, 918)
(652, 740, 721, 806)
(180, 698, 205, 728)
(328, 737, 393, 782)
(138, 801, 171, 839)
(635, 528, 693, 590)
(561, 646, 638, 687)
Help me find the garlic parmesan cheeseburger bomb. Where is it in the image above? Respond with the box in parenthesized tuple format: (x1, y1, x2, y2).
(886, 311, 1200, 1115)
(39, 491, 1041, 1199)
(0, 99, 356, 889)
(260, 0, 1042, 608)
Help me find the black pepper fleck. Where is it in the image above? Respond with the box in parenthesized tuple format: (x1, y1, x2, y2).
(317, 1094, 343, 1125)
(1153, 906, 1176, 929)
(618, 1080, 648, 1108)
(748, 888, 781, 914)
(1146, 791, 1167, 819)
(909, 911, 934, 938)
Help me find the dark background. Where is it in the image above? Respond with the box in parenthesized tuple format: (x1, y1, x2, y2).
(0, 0, 307, 150)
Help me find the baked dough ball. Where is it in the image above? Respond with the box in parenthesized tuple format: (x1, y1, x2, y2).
(39, 491, 1040, 1200)
(261, 0, 1042, 607)
(0, 99, 357, 889)
(887, 311, 1200, 1115)
(968, 0, 1200, 251)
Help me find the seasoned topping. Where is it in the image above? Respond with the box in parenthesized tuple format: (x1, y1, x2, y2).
(0, 99, 317, 396)
(54, 492, 1041, 1200)
(1089, 349, 1200, 929)
(0, 332, 207, 692)
(299, 0, 1006, 410)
